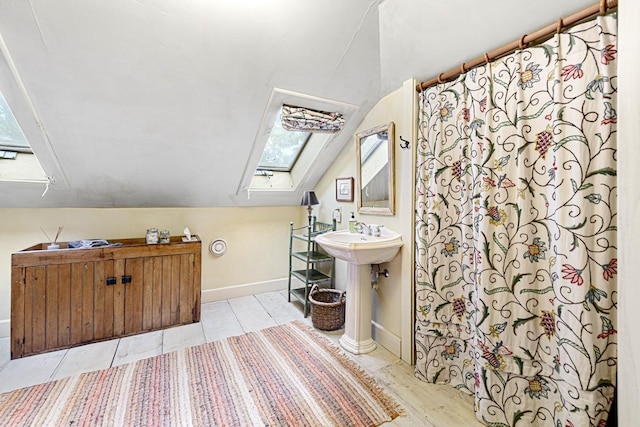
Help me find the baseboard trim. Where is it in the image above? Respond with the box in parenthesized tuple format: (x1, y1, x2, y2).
(0, 280, 289, 339)
(0, 319, 9, 339)
(201, 278, 287, 303)
(0, 283, 400, 351)
(372, 320, 401, 358)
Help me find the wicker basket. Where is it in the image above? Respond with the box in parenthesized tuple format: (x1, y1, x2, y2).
(309, 284, 346, 331)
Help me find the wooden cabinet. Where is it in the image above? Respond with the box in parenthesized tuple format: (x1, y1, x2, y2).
(10, 236, 201, 359)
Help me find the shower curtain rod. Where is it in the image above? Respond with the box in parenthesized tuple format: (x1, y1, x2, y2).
(415, 0, 618, 93)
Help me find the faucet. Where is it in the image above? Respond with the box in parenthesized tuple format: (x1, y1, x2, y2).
(372, 225, 383, 237)
(356, 222, 372, 235)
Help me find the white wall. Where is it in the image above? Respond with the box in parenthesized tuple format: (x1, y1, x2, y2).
(0, 206, 304, 334)
(378, 0, 594, 93)
(314, 79, 416, 362)
(617, 1, 638, 425)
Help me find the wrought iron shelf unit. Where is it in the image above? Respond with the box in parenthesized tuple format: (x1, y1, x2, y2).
(288, 217, 336, 317)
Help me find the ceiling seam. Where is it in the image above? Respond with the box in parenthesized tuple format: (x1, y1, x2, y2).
(28, 0, 50, 50)
(325, 1, 382, 92)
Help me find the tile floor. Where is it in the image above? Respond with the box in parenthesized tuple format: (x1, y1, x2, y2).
(0, 291, 482, 426)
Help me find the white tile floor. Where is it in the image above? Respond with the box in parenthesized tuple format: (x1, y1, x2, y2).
(0, 291, 482, 426)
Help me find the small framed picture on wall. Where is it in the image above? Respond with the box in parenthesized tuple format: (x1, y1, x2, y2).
(335, 177, 354, 202)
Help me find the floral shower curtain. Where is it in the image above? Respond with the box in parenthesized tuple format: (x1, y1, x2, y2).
(415, 15, 617, 427)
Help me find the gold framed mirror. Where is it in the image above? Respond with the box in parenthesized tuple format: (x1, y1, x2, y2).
(356, 122, 395, 215)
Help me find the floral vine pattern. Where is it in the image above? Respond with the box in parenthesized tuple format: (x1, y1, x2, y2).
(415, 16, 617, 427)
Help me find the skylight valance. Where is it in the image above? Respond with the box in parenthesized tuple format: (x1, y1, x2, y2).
(281, 104, 345, 134)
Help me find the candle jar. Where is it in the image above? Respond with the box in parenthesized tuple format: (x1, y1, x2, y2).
(159, 229, 170, 244)
(146, 228, 159, 244)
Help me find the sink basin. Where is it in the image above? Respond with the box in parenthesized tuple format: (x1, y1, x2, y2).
(315, 228, 403, 265)
(316, 227, 403, 354)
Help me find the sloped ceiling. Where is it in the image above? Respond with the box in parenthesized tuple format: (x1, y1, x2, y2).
(0, 0, 593, 208)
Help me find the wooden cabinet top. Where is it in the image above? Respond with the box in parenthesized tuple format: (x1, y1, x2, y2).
(12, 235, 201, 268)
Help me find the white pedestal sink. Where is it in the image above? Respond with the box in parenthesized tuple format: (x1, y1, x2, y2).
(315, 228, 403, 354)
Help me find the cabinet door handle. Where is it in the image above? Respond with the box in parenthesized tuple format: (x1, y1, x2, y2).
(106, 277, 117, 285)
(121, 275, 132, 284)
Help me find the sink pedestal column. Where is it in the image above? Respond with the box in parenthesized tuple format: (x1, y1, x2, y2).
(339, 263, 376, 354)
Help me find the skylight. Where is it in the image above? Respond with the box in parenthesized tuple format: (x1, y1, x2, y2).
(0, 37, 65, 187)
(257, 109, 310, 172)
(0, 87, 46, 183)
(0, 90, 32, 153)
(239, 88, 357, 201)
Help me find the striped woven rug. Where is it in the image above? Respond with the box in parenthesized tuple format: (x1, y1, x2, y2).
(0, 321, 403, 426)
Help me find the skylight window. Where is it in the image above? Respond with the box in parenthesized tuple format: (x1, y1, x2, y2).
(0, 39, 65, 187)
(257, 109, 310, 172)
(0, 91, 32, 154)
(239, 88, 357, 200)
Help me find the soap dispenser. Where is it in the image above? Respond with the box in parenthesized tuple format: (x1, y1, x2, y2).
(349, 212, 357, 233)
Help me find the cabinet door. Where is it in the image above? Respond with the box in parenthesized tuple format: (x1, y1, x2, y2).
(21, 266, 46, 355)
(109, 258, 145, 336)
(10, 267, 24, 358)
(143, 256, 163, 331)
(178, 253, 196, 323)
(156, 253, 197, 327)
(160, 255, 178, 327)
(22, 262, 94, 352)
(119, 254, 197, 333)
(93, 260, 115, 340)
(123, 258, 144, 335)
(46, 264, 72, 351)
(14, 261, 94, 357)
(70, 261, 96, 345)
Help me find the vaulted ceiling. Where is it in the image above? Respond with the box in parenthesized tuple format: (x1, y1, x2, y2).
(0, 0, 593, 208)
